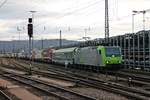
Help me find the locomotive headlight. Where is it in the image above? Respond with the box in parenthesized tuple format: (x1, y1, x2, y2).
(106, 61, 109, 64)
(112, 55, 115, 57)
(118, 60, 121, 63)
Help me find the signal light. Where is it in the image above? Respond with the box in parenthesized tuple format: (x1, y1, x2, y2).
(28, 24, 33, 38)
(28, 18, 32, 23)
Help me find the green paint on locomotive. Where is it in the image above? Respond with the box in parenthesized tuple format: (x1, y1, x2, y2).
(97, 46, 122, 68)
(97, 46, 105, 66)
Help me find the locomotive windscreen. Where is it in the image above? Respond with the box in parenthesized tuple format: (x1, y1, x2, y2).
(105, 47, 121, 57)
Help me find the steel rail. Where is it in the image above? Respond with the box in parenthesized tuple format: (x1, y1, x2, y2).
(8, 60, 150, 100)
(0, 90, 12, 100)
(0, 70, 96, 100)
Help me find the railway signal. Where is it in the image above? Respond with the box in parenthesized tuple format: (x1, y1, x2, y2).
(27, 18, 33, 75)
(28, 18, 33, 38)
(28, 23, 33, 38)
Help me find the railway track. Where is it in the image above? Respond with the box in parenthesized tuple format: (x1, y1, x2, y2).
(121, 69, 150, 77)
(112, 71, 150, 83)
(19, 59, 150, 85)
(45, 68, 150, 99)
(0, 70, 96, 100)
(0, 90, 12, 100)
(5, 59, 150, 100)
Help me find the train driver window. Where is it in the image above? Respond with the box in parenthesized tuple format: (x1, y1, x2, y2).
(99, 50, 101, 54)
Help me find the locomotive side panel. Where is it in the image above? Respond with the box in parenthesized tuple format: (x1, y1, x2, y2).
(74, 46, 103, 66)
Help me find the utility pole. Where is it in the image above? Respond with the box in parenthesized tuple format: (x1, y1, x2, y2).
(105, 0, 109, 44)
(17, 26, 21, 53)
(82, 28, 90, 41)
(17, 26, 21, 41)
(132, 13, 135, 34)
(133, 9, 150, 31)
(41, 26, 46, 49)
(41, 38, 44, 49)
(59, 30, 62, 48)
(11, 36, 15, 54)
(142, 11, 146, 30)
(132, 12, 136, 67)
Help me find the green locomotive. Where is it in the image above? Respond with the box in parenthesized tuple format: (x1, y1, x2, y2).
(52, 46, 122, 70)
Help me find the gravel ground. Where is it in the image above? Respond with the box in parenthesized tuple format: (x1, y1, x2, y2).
(0, 67, 25, 75)
(26, 87, 59, 100)
(31, 75, 75, 87)
(29, 74, 129, 100)
(0, 59, 133, 100)
(70, 87, 128, 100)
(0, 76, 60, 100)
(0, 77, 43, 100)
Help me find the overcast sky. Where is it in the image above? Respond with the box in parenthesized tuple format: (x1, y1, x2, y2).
(0, 0, 150, 41)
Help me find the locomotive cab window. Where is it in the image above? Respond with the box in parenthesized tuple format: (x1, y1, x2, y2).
(99, 50, 101, 54)
(105, 47, 121, 57)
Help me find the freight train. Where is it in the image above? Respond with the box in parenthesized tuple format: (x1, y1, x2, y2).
(9, 45, 122, 70)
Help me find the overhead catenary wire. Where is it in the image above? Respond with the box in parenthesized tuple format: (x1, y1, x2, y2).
(23, 0, 120, 32)
(22, 0, 140, 40)
(35, 0, 121, 30)
(34, 0, 105, 28)
(60, 0, 103, 12)
(34, 2, 130, 39)
(0, 0, 7, 8)
(62, 0, 105, 15)
(39, 0, 103, 16)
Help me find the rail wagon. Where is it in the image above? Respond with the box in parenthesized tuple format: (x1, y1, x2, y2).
(41, 48, 53, 62)
(32, 49, 42, 60)
(74, 46, 122, 70)
(52, 47, 77, 64)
